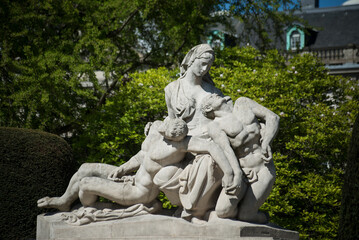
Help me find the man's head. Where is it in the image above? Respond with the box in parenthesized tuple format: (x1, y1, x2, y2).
(200, 93, 226, 119)
(159, 118, 188, 141)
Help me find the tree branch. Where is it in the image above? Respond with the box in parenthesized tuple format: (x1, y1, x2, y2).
(165, 26, 192, 68)
(109, 8, 139, 37)
(96, 65, 133, 107)
(94, 9, 142, 108)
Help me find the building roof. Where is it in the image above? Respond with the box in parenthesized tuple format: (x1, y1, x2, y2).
(296, 4, 359, 49)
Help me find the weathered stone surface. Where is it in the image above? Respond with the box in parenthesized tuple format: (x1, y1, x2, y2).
(37, 213, 299, 240)
(37, 44, 294, 238)
(37, 44, 281, 226)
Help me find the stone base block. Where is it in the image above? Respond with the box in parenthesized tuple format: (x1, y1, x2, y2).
(37, 213, 299, 240)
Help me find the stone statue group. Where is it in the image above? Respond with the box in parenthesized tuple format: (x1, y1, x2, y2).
(38, 44, 280, 225)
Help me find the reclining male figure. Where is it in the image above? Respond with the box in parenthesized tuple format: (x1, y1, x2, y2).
(38, 118, 236, 213)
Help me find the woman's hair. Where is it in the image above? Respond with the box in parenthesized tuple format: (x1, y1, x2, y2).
(180, 44, 215, 84)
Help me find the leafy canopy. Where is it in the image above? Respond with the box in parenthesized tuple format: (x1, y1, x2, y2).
(1, 0, 301, 135)
(0, 0, 225, 134)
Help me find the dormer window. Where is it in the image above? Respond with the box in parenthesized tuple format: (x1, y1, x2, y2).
(207, 30, 225, 50)
(286, 26, 305, 51)
(290, 31, 301, 50)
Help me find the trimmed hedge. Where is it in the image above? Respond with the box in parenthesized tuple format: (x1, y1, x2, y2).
(0, 128, 78, 239)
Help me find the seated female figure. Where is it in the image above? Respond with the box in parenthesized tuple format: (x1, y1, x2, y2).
(160, 44, 241, 220)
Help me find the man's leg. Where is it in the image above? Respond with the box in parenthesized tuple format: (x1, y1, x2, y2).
(78, 177, 160, 206)
(237, 163, 275, 223)
(214, 178, 247, 219)
(37, 163, 117, 211)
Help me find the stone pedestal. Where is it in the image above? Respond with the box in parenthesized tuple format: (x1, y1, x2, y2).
(37, 213, 299, 240)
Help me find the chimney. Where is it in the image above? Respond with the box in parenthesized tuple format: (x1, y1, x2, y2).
(301, 0, 319, 9)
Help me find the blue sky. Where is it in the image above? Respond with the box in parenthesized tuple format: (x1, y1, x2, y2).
(223, 0, 358, 11)
(320, 0, 347, 7)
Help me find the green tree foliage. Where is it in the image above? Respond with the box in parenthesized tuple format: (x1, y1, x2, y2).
(72, 67, 176, 164)
(0, 0, 302, 136)
(224, 0, 301, 50)
(338, 113, 359, 240)
(75, 47, 358, 239)
(1, 1, 350, 238)
(211, 47, 357, 239)
(0, 0, 225, 135)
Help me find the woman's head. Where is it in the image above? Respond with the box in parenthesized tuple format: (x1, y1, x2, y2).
(180, 44, 215, 80)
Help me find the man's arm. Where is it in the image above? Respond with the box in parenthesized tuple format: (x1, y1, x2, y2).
(207, 122, 242, 175)
(183, 136, 236, 192)
(247, 99, 279, 155)
(207, 122, 243, 194)
(108, 150, 144, 181)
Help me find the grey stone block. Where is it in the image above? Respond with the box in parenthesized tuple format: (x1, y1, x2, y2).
(37, 213, 299, 240)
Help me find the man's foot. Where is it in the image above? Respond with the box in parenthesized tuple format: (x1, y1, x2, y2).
(37, 196, 71, 212)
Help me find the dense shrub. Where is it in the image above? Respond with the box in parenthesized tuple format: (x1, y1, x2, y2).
(71, 47, 359, 239)
(0, 128, 78, 239)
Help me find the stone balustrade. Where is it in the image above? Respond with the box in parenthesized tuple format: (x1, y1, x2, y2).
(285, 45, 359, 66)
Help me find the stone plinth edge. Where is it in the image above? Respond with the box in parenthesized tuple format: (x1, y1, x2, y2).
(37, 213, 299, 240)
